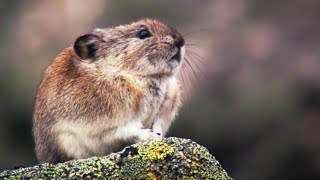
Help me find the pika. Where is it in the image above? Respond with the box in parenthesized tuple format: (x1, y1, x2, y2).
(33, 19, 185, 164)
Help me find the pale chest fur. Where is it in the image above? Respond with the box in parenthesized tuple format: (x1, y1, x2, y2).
(139, 77, 177, 128)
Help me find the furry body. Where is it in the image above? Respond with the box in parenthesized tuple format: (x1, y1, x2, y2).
(33, 19, 185, 163)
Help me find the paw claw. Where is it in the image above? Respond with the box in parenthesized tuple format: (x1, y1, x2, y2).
(136, 129, 162, 142)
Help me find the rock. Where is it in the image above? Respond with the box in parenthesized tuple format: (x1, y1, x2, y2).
(0, 137, 232, 179)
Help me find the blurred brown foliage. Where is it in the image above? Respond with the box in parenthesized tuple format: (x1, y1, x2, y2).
(0, 0, 320, 179)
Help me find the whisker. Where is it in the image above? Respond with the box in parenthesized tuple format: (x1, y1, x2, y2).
(183, 60, 198, 93)
(185, 53, 205, 73)
(185, 52, 205, 66)
(185, 42, 208, 50)
(179, 69, 186, 90)
(182, 28, 213, 38)
(185, 57, 200, 82)
(186, 49, 205, 61)
(185, 53, 210, 82)
(185, 43, 200, 46)
(186, 50, 208, 73)
(181, 64, 190, 91)
(184, 65, 193, 91)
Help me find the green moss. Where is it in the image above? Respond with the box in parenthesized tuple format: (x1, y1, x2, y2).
(0, 137, 232, 179)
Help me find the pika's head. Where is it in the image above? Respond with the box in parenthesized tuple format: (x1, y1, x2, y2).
(73, 19, 185, 77)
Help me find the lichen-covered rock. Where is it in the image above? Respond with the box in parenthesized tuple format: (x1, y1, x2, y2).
(0, 137, 232, 179)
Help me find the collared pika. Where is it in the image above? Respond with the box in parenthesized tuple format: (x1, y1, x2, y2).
(33, 19, 185, 164)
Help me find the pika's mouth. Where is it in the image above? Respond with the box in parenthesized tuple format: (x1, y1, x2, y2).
(170, 48, 181, 62)
(167, 48, 183, 70)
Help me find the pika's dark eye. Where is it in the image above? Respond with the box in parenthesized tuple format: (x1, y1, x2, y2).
(137, 29, 152, 39)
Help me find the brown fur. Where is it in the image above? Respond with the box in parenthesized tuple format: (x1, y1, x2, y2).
(33, 19, 184, 164)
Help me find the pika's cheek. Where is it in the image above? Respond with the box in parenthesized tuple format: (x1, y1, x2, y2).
(146, 52, 167, 62)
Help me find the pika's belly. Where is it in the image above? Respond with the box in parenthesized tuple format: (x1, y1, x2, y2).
(53, 120, 110, 159)
(52, 113, 157, 159)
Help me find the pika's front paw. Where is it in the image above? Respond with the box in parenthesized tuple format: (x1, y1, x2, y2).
(135, 129, 161, 143)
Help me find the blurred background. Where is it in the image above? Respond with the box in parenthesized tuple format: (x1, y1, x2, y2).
(1, 0, 320, 179)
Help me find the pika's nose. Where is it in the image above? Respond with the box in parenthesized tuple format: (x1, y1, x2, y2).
(172, 32, 185, 48)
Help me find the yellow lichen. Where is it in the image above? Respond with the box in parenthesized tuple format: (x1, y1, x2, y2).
(138, 141, 174, 160)
(192, 161, 200, 167)
(147, 172, 157, 180)
(96, 162, 102, 169)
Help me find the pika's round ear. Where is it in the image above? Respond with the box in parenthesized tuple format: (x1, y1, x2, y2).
(74, 34, 100, 60)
